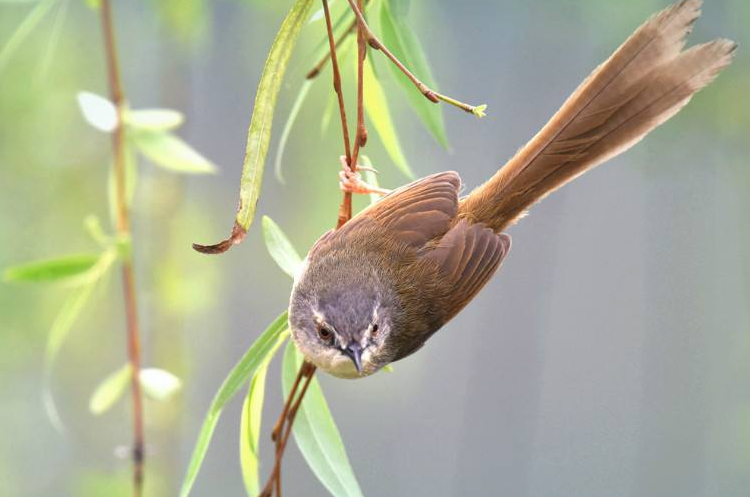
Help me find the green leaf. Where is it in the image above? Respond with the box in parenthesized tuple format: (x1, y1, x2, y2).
(89, 364, 131, 415)
(308, 0, 352, 62)
(282, 342, 364, 497)
(4, 254, 99, 283)
(124, 108, 185, 131)
(379, 1, 449, 148)
(362, 58, 414, 179)
(63, 248, 118, 287)
(262, 216, 302, 279)
(320, 89, 337, 137)
(132, 130, 217, 174)
(387, 0, 410, 18)
(232, 0, 315, 233)
(239, 333, 287, 497)
(179, 312, 290, 497)
(83, 215, 110, 247)
(45, 282, 96, 367)
(239, 364, 267, 497)
(43, 279, 99, 429)
(360, 156, 381, 205)
(140, 368, 182, 401)
(308, 0, 337, 23)
(274, 80, 312, 184)
(77, 91, 118, 132)
(0, 0, 55, 72)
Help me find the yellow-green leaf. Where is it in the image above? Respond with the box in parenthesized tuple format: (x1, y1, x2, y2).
(261, 216, 302, 279)
(139, 368, 182, 401)
(234, 0, 315, 231)
(380, 0, 449, 148)
(274, 80, 312, 184)
(0, 0, 55, 72)
(360, 156, 381, 205)
(362, 58, 414, 179)
(77, 91, 118, 132)
(179, 312, 290, 497)
(89, 364, 131, 415)
(133, 130, 217, 174)
(4, 254, 99, 283)
(282, 342, 364, 497)
(124, 108, 184, 131)
(239, 333, 287, 497)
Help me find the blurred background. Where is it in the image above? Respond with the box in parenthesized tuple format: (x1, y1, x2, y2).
(1, 0, 749, 496)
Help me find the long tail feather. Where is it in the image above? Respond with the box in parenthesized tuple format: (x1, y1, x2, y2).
(459, 0, 736, 232)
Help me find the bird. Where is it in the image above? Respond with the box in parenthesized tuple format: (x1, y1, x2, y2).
(289, 0, 736, 378)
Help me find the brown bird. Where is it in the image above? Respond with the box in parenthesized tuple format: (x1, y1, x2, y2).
(289, 0, 736, 378)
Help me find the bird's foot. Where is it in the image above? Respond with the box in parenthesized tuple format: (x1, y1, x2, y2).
(338, 156, 391, 196)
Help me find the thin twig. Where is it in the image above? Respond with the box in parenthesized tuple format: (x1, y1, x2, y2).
(345, 0, 486, 117)
(305, 0, 371, 80)
(259, 362, 316, 497)
(306, 17, 356, 79)
(100, 2, 145, 496)
(319, 0, 355, 229)
(350, 0, 368, 166)
(258, 1, 364, 494)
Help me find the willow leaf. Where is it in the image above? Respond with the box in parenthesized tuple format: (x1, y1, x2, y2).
(238, 0, 314, 231)
(282, 342, 364, 497)
(179, 312, 289, 497)
(274, 79, 312, 184)
(239, 332, 288, 497)
(124, 108, 184, 131)
(362, 58, 414, 179)
(4, 254, 100, 283)
(77, 91, 118, 132)
(262, 216, 302, 279)
(0, 0, 55, 72)
(379, 0, 448, 148)
(133, 130, 217, 174)
(89, 363, 131, 415)
(45, 281, 96, 367)
(139, 368, 182, 401)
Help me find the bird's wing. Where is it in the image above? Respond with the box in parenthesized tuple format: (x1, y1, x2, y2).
(422, 219, 512, 323)
(341, 171, 462, 249)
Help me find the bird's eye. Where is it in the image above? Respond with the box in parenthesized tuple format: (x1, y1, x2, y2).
(371, 323, 379, 336)
(317, 324, 333, 342)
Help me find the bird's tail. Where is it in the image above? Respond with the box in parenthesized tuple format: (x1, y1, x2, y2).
(458, 0, 736, 232)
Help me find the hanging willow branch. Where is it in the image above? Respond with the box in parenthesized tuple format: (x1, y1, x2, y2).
(99, 1, 145, 496)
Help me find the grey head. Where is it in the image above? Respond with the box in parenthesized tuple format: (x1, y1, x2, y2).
(289, 257, 398, 379)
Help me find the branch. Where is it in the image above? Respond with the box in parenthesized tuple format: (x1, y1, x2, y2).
(100, 2, 145, 496)
(259, 362, 316, 497)
(258, 1, 369, 495)
(305, 0, 371, 80)
(306, 17, 356, 79)
(345, 0, 486, 117)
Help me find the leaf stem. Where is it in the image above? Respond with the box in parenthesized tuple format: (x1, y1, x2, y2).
(100, 2, 145, 496)
(345, 0, 485, 116)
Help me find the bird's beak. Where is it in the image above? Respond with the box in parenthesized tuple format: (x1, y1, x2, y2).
(342, 343, 363, 373)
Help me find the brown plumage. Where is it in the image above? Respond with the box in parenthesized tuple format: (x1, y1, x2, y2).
(289, 0, 735, 378)
(459, 0, 736, 232)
